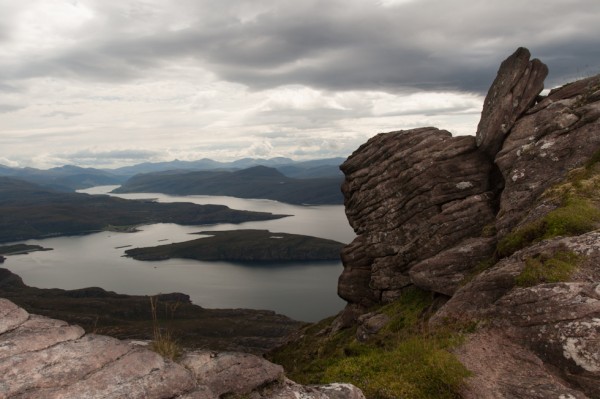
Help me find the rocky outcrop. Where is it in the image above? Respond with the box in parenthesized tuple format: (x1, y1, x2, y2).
(0, 298, 365, 399)
(495, 73, 600, 237)
(336, 47, 600, 397)
(476, 47, 548, 158)
(340, 128, 495, 305)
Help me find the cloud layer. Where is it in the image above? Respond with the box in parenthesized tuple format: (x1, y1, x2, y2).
(1, 0, 599, 168)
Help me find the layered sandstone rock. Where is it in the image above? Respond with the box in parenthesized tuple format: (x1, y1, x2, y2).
(495, 73, 600, 237)
(337, 47, 600, 397)
(0, 298, 365, 399)
(339, 128, 495, 304)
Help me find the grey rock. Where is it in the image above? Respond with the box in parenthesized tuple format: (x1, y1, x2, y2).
(476, 47, 548, 159)
(0, 299, 364, 399)
(356, 312, 390, 342)
(456, 330, 590, 399)
(339, 128, 494, 305)
(0, 298, 28, 334)
(495, 73, 600, 237)
(312, 383, 367, 399)
(409, 237, 496, 296)
(0, 314, 84, 360)
(434, 231, 600, 397)
(180, 350, 284, 397)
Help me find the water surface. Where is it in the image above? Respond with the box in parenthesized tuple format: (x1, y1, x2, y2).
(3, 186, 355, 321)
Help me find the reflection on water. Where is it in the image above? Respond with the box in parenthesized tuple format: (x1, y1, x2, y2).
(3, 186, 355, 322)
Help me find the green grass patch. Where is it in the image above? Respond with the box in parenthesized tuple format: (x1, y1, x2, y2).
(515, 250, 580, 287)
(267, 287, 470, 399)
(323, 335, 468, 399)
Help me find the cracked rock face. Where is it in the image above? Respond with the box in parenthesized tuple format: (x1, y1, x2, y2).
(337, 47, 600, 398)
(476, 47, 548, 159)
(495, 73, 600, 237)
(0, 299, 365, 399)
(339, 127, 495, 305)
(432, 232, 600, 398)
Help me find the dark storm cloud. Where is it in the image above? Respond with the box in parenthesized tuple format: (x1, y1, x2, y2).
(4, 0, 600, 93)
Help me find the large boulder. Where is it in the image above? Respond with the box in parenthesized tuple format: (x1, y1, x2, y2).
(476, 47, 548, 159)
(335, 47, 600, 398)
(339, 128, 495, 305)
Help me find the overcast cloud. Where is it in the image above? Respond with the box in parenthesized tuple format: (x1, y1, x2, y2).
(1, 0, 599, 168)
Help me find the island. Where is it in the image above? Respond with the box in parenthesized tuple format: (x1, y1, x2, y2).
(0, 244, 53, 256)
(124, 229, 344, 262)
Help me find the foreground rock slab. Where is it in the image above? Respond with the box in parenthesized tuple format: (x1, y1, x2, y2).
(0, 299, 365, 399)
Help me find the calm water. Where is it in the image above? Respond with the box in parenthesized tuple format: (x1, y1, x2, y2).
(3, 186, 355, 322)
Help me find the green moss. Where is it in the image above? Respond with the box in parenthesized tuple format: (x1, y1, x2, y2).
(515, 250, 580, 287)
(267, 287, 470, 398)
(323, 336, 468, 399)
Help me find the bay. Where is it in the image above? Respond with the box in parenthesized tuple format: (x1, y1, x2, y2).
(3, 186, 355, 322)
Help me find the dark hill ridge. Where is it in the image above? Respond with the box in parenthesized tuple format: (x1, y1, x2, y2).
(105, 156, 345, 178)
(124, 229, 344, 262)
(0, 177, 286, 243)
(0, 267, 302, 354)
(0, 164, 126, 191)
(113, 165, 344, 205)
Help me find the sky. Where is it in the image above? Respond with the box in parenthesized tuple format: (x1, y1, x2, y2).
(1, 0, 599, 169)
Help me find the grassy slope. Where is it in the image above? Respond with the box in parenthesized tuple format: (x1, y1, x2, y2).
(268, 287, 470, 399)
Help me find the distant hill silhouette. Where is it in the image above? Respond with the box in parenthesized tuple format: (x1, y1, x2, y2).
(0, 157, 345, 191)
(113, 165, 344, 205)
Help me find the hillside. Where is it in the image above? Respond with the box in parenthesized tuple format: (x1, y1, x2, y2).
(0, 164, 126, 191)
(106, 156, 345, 178)
(0, 177, 285, 243)
(269, 48, 600, 398)
(124, 229, 344, 262)
(113, 165, 344, 205)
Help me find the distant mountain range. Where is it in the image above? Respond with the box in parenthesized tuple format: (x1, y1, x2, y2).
(113, 165, 344, 205)
(0, 157, 345, 192)
(0, 164, 127, 191)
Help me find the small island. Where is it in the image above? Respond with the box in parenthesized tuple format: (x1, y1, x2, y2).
(0, 244, 53, 256)
(125, 229, 344, 262)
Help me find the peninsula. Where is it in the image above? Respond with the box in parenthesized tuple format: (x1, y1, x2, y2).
(0, 177, 287, 243)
